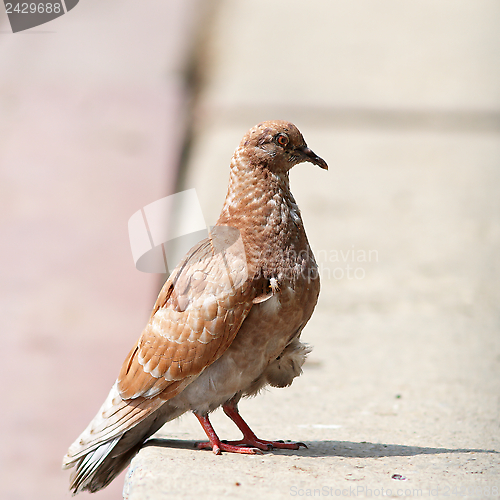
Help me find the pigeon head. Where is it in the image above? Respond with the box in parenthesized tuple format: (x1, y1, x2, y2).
(239, 120, 328, 173)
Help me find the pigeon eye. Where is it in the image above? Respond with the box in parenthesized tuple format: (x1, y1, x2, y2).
(276, 134, 289, 147)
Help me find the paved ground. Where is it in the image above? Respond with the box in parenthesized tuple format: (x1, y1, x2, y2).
(1, 1, 499, 500)
(125, 1, 500, 499)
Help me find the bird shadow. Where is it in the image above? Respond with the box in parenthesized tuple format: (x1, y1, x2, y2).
(143, 438, 498, 458)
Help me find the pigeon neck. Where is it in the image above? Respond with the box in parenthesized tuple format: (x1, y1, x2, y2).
(217, 158, 294, 227)
(216, 157, 307, 273)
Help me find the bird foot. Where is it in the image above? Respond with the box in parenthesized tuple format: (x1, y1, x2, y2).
(196, 440, 263, 455)
(226, 438, 307, 451)
(194, 413, 263, 455)
(197, 437, 307, 452)
(194, 410, 307, 456)
(259, 439, 308, 450)
(220, 403, 308, 451)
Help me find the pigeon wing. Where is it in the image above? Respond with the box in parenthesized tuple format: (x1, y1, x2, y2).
(117, 226, 255, 401)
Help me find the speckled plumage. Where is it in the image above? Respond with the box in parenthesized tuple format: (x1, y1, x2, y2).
(63, 120, 327, 494)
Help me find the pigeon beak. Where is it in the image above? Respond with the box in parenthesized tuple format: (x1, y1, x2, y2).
(297, 146, 328, 170)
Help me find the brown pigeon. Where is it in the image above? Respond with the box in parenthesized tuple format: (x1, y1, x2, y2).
(63, 120, 327, 494)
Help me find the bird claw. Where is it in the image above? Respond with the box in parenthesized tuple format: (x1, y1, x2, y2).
(273, 440, 308, 449)
(222, 438, 272, 451)
(267, 439, 308, 450)
(224, 437, 307, 451)
(196, 440, 263, 455)
(196, 436, 307, 452)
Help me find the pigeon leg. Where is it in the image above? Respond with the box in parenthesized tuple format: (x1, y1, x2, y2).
(221, 403, 308, 450)
(194, 412, 263, 455)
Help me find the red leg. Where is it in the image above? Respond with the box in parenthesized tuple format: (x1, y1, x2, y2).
(221, 403, 307, 451)
(194, 412, 263, 455)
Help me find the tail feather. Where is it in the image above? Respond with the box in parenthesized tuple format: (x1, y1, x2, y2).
(64, 382, 163, 464)
(63, 381, 183, 494)
(69, 437, 121, 493)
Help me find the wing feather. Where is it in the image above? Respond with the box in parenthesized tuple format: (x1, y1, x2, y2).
(117, 226, 255, 400)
